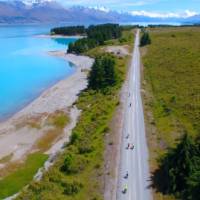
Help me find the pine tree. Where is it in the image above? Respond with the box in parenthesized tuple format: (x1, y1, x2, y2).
(88, 58, 105, 89)
(140, 32, 151, 47)
(160, 133, 198, 194)
(171, 134, 196, 191)
(88, 55, 116, 90)
(186, 169, 200, 200)
(103, 57, 116, 86)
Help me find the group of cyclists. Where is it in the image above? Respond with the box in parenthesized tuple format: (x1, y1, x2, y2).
(122, 94, 134, 194)
(127, 143, 134, 150)
(123, 134, 135, 194)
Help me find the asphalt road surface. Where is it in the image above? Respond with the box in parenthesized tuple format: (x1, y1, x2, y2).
(117, 30, 152, 200)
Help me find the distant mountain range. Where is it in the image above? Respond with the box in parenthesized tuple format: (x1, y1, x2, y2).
(184, 15, 200, 24)
(0, 0, 199, 25)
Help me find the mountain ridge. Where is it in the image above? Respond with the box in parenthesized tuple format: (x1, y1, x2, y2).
(0, 0, 199, 24)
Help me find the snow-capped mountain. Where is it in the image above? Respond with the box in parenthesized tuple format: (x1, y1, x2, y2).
(184, 14, 200, 24)
(0, 0, 198, 24)
(22, 0, 52, 5)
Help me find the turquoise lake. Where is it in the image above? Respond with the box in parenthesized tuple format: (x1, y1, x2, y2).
(0, 25, 77, 120)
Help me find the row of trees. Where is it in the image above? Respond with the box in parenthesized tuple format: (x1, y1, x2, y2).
(86, 24, 122, 45)
(50, 26, 86, 36)
(67, 24, 122, 54)
(154, 133, 200, 200)
(67, 38, 97, 54)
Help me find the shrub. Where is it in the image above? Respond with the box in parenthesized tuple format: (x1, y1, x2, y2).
(119, 37, 127, 43)
(60, 154, 87, 174)
(62, 181, 83, 195)
(70, 131, 80, 144)
(78, 139, 94, 154)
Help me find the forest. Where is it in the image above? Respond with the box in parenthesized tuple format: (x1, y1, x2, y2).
(67, 24, 122, 54)
(50, 26, 86, 36)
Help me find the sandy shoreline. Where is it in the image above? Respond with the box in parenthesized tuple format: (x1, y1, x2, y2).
(35, 34, 85, 39)
(0, 52, 94, 163)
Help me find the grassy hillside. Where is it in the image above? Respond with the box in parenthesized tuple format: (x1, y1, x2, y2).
(15, 29, 134, 200)
(142, 27, 200, 199)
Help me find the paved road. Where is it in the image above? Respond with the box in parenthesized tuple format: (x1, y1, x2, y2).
(117, 30, 152, 200)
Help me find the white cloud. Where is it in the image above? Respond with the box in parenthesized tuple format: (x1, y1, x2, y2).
(130, 10, 198, 18)
(184, 10, 198, 17)
(91, 6, 110, 13)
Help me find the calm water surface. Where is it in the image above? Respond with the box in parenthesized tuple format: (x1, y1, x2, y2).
(0, 25, 77, 120)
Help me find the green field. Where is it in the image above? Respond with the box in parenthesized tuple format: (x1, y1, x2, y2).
(0, 153, 48, 199)
(16, 29, 134, 200)
(142, 27, 200, 199)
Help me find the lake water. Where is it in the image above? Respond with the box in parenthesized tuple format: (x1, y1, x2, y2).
(0, 25, 77, 120)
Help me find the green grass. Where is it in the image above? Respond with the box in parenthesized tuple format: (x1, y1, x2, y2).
(85, 29, 135, 58)
(48, 111, 69, 129)
(142, 27, 200, 199)
(0, 153, 13, 164)
(33, 112, 69, 151)
(16, 30, 133, 200)
(105, 29, 135, 47)
(0, 153, 48, 199)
